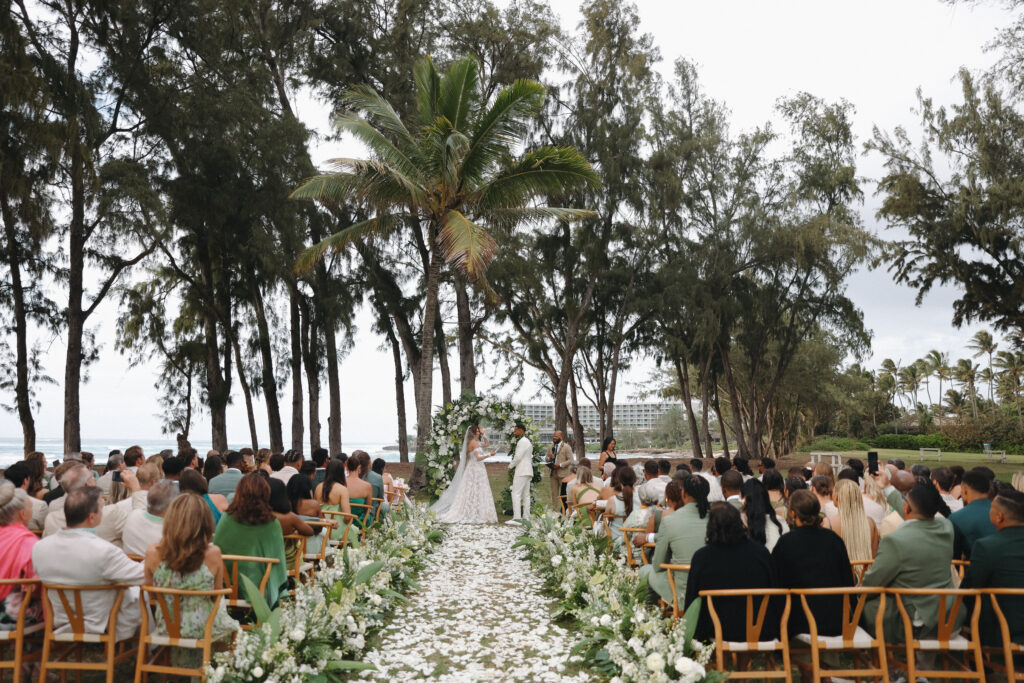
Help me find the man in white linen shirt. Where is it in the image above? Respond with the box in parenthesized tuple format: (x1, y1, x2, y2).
(44, 463, 142, 547)
(121, 480, 177, 557)
(269, 451, 301, 485)
(32, 487, 145, 641)
(96, 452, 125, 499)
(692, 458, 724, 503)
(3, 462, 48, 530)
(507, 423, 534, 524)
(642, 460, 668, 505)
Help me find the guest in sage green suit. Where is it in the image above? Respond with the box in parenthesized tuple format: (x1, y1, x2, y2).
(640, 476, 710, 606)
(861, 479, 957, 641)
(960, 487, 1024, 647)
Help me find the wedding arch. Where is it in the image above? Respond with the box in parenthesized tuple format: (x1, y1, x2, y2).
(425, 395, 543, 502)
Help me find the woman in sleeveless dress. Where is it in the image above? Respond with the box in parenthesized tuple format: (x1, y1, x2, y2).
(431, 425, 498, 524)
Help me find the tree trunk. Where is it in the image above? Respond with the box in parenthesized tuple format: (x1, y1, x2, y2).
(388, 324, 410, 463)
(324, 322, 342, 456)
(300, 297, 321, 453)
(409, 245, 443, 492)
(203, 310, 229, 452)
(1, 193, 36, 453)
(718, 345, 752, 459)
(455, 276, 476, 396)
(436, 310, 452, 407)
(699, 358, 714, 459)
(675, 358, 703, 459)
(251, 282, 283, 452)
(288, 286, 304, 451)
(713, 386, 730, 458)
(228, 332, 260, 451)
(568, 372, 586, 459)
(63, 146, 86, 454)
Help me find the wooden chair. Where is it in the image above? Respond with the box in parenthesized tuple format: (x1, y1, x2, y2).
(558, 495, 568, 516)
(575, 503, 596, 531)
(124, 554, 145, 563)
(135, 585, 232, 682)
(370, 497, 387, 525)
(700, 588, 793, 682)
(952, 559, 970, 582)
(641, 542, 656, 565)
(889, 587, 984, 682)
(220, 554, 279, 628)
(791, 586, 888, 683)
(321, 510, 356, 550)
(619, 528, 647, 569)
(851, 559, 874, 585)
(350, 503, 373, 539)
(661, 564, 691, 621)
(39, 583, 139, 683)
(0, 579, 42, 683)
(282, 534, 314, 583)
(982, 588, 1024, 681)
(303, 520, 336, 571)
(601, 512, 625, 545)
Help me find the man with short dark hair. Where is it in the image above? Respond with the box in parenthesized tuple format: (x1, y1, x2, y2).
(694, 457, 723, 502)
(888, 458, 906, 471)
(268, 453, 286, 474)
(643, 460, 666, 505)
(758, 458, 775, 476)
(209, 450, 245, 501)
(689, 458, 703, 472)
(311, 448, 329, 487)
(930, 466, 962, 513)
(720, 470, 744, 510)
(271, 451, 302, 485)
(96, 452, 125, 499)
(950, 470, 997, 557)
(123, 445, 144, 471)
(162, 454, 186, 482)
(122, 480, 178, 556)
(3, 461, 47, 529)
(961, 488, 1024, 647)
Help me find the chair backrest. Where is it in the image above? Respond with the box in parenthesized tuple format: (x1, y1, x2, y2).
(601, 512, 625, 539)
(985, 588, 1024, 654)
(792, 586, 886, 645)
(952, 559, 970, 581)
(850, 559, 874, 585)
(124, 553, 144, 563)
(559, 495, 568, 515)
(282, 534, 305, 578)
(304, 520, 334, 560)
(139, 585, 230, 643)
(0, 577, 40, 635)
(700, 588, 792, 648)
(41, 583, 130, 642)
(619, 527, 646, 569)
(660, 564, 691, 619)
(220, 554, 279, 607)
(350, 502, 372, 527)
(888, 587, 982, 646)
(321, 510, 356, 548)
(371, 497, 386, 524)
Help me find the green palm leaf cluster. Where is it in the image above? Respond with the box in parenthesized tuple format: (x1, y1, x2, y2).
(290, 56, 599, 287)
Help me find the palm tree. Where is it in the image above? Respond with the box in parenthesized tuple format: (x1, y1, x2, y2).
(924, 349, 949, 406)
(968, 330, 998, 403)
(995, 350, 1023, 424)
(944, 389, 966, 420)
(915, 357, 933, 407)
(953, 358, 980, 419)
(290, 57, 599, 483)
(899, 364, 922, 412)
(880, 358, 902, 411)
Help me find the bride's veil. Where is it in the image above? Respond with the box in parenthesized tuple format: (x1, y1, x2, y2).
(430, 426, 473, 516)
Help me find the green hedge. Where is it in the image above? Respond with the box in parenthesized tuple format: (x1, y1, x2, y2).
(869, 433, 954, 451)
(795, 437, 870, 453)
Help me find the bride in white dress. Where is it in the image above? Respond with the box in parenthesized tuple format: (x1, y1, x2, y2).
(431, 425, 498, 524)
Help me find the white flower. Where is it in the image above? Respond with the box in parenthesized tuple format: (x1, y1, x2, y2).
(646, 652, 665, 672)
(252, 666, 264, 678)
(289, 628, 305, 642)
(627, 637, 644, 655)
(599, 614, 613, 627)
(551, 554, 562, 567)
(674, 656, 706, 683)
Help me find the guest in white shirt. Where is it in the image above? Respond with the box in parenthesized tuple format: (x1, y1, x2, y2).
(32, 487, 145, 641)
(810, 475, 839, 518)
(691, 458, 724, 503)
(121, 480, 177, 557)
(656, 459, 673, 487)
(123, 446, 144, 473)
(44, 463, 97, 536)
(931, 466, 964, 513)
(641, 460, 666, 503)
(3, 462, 48, 530)
(269, 452, 301, 486)
(96, 453, 125, 500)
(721, 470, 744, 510)
(44, 463, 142, 547)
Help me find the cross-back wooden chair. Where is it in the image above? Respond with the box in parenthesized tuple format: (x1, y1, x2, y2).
(791, 586, 888, 683)
(303, 520, 336, 572)
(661, 564, 691, 621)
(889, 587, 984, 682)
(851, 559, 874, 585)
(619, 528, 647, 569)
(700, 588, 793, 682)
(220, 554, 279, 628)
(980, 588, 1024, 681)
(952, 559, 970, 582)
(641, 542, 656, 565)
(558, 494, 569, 516)
(0, 578, 42, 683)
(282, 534, 314, 584)
(601, 511, 625, 546)
(135, 585, 232, 682)
(39, 583, 139, 683)
(321, 510, 356, 550)
(575, 503, 596, 531)
(370, 497, 387, 526)
(349, 503, 373, 539)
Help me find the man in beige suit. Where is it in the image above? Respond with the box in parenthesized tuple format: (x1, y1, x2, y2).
(545, 431, 574, 510)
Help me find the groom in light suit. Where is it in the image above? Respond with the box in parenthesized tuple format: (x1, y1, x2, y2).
(507, 423, 534, 524)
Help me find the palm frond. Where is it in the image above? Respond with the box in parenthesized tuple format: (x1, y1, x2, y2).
(335, 112, 424, 186)
(470, 146, 600, 211)
(443, 131, 471, 189)
(342, 85, 415, 147)
(414, 57, 441, 127)
(438, 56, 479, 132)
(322, 158, 427, 205)
(460, 79, 546, 188)
(294, 214, 405, 275)
(290, 168, 410, 209)
(437, 210, 497, 282)
(482, 206, 596, 229)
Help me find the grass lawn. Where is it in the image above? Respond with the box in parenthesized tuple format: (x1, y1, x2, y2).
(782, 448, 1024, 482)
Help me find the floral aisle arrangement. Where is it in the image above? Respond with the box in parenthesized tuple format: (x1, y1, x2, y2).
(514, 511, 725, 683)
(206, 504, 444, 682)
(425, 394, 543, 506)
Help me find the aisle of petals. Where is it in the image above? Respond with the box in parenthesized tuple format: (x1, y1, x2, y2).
(359, 524, 593, 682)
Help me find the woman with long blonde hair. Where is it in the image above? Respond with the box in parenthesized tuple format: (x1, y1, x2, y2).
(826, 479, 879, 561)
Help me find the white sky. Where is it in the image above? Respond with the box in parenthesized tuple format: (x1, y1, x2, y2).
(0, 0, 1016, 449)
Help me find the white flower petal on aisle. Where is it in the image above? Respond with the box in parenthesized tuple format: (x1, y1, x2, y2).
(360, 524, 592, 682)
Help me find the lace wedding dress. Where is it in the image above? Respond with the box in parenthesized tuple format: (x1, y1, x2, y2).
(431, 430, 498, 524)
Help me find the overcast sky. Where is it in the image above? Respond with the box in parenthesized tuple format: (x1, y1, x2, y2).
(0, 0, 1016, 449)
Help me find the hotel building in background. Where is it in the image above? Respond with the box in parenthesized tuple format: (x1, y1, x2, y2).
(518, 401, 684, 435)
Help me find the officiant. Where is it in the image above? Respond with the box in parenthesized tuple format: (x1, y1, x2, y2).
(545, 431, 574, 510)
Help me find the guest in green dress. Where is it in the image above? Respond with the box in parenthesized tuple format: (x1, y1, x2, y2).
(145, 493, 239, 667)
(314, 460, 352, 541)
(212, 473, 288, 607)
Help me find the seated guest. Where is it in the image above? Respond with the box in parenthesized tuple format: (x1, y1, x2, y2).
(847, 458, 865, 480)
(270, 451, 302, 485)
(144, 494, 239, 652)
(785, 475, 807, 500)
(122, 480, 178, 557)
(202, 455, 225, 483)
(657, 459, 672, 484)
(162, 453, 187, 485)
(861, 478, 958, 640)
(344, 456, 373, 525)
(212, 473, 288, 607)
(44, 462, 141, 543)
(872, 465, 907, 519)
(310, 448, 329, 488)
(811, 462, 834, 483)
(616, 483, 662, 552)
(269, 478, 318, 571)
(315, 460, 351, 516)
(642, 461, 666, 505)
(180, 468, 228, 525)
(742, 478, 789, 552)
(810, 475, 838, 519)
(950, 465, 966, 499)
(720, 470, 743, 510)
(123, 447, 143, 473)
(684, 502, 777, 642)
(32, 487, 145, 640)
(692, 458, 723, 502)
(641, 478, 710, 605)
(598, 465, 627, 504)
(950, 469, 997, 558)
(3, 462, 48, 530)
(0, 482, 42, 630)
(911, 464, 930, 479)
(931, 466, 963, 513)
(838, 467, 884, 526)
(828, 479, 879, 561)
(772, 490, 854, 637)
(568, 466, 601, 512)
(788, 465, 809, 481)
(600, 467, 638, 539)
(758, 457, 775, 477)
(762, 469, 787, 511)
(287, 475, 322, 518)
(370, 456, 396, 510)
(96, 452, 125, 499)
(961, 488, 1024, 647)
(734, 457, 755, 481)
(133, 462, 161, 511)
(862, 474, 889, 526)
(208, 450, 245, 502)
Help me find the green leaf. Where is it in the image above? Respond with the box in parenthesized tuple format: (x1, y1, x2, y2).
(682, 596, 702, 650)
(324, 660, 377, 672)
(354, 560, 385, 586)
(240, 574, 272, 625)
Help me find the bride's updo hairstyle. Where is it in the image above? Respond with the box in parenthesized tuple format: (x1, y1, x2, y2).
(617, 466, 636, 517)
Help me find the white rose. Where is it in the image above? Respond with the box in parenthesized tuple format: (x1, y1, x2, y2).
(551, 555, 562, 567)
(675, 657, 706, 683)
(646, 652, 665, 672)
(627, 637, 644, 654)
(599, 614, 613, 627)
(252, 667, 264, 678)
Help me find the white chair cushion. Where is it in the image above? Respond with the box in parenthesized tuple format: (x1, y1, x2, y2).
(725, 639, 781, 652)
(918, 634, 970, 650)
(0, 622, 44, 640)
(795, 626, 875, 649)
